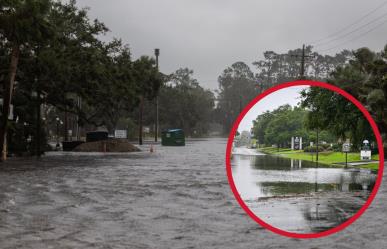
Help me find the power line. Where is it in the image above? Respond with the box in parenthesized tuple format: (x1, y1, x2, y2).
(316, 18, 387, 53)
(314, 11, 387, 48)
(309, 0, 387, 44)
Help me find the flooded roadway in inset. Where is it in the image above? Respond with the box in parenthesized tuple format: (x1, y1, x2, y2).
(232, 147, 377, 233)
(0, 138, 386, 248)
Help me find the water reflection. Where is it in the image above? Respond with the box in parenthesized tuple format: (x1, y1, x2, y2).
(231, 148, 376, 233)
(232, 154, 376, 199)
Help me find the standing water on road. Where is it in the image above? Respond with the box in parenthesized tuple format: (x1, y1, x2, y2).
(0, 139, 385, 248)
(231, 147, 377, 233)
(0, 138, 234, 248)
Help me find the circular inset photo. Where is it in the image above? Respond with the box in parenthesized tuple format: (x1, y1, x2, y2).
(226, 80, 384, 238)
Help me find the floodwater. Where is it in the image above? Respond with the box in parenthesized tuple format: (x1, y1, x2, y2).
(0, 138, 386, 248)
(232, 147, 377, 233)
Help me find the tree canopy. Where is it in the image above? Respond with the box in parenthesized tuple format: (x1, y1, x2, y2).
(252, 105, 311, 147)
(158, 68, 215, 136)
(300, 46, 385, 151)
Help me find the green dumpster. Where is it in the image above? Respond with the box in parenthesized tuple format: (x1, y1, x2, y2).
(161, 129, 185, 146)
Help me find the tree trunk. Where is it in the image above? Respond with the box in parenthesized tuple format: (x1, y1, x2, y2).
(0, 44, 20, 162)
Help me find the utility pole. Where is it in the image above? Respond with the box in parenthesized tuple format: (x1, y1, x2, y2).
(76, 96, 81, 141)
(292, 44, 319, 163)
(316, 127, 319, 162)
(139, 96, 143, 145)
(154, 48, 160, 143)
(239, 95, 242, 114)
(300, 44, 305, 79)
(291, 44, 313, 80)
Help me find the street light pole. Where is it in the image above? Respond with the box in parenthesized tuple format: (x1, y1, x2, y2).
(154, 48, 160, 143)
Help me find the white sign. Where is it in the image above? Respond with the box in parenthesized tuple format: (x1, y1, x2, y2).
(114, 130, 127, 139)
(143, 126, 150, 133)
(342, 143, 350, 152)
(360, 150, 371, 160)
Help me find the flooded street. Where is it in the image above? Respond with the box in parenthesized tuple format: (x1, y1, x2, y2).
(232, 147, 377, 233)
(0, 138, 386, 248)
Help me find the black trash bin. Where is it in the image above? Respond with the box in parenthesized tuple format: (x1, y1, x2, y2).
(86, 131, 108, 142)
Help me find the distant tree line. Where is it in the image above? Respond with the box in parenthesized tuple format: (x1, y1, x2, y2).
(251, 104, 336, 149)
(251, 103, 374, 151)
(139, 68, 215, 137)
(214, 44, 387, 153)
(214, 46, 355, 133)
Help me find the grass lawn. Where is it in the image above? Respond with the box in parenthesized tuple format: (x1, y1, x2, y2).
(258, 147, 380, 169)
(359, 163, 380, 170)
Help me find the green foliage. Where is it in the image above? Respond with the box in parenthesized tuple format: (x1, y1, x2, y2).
(303, 145, 325, 153)
(252, 105, 310, 147)
(132, 56, 162, 100)
(331, 144, 341, 152)
(0, 0, 164, 154)
(299, 46, 386, 151)
(328, 46, 386, 151)
(158, 68, 214, 137)
(0, 0, 53, 45)
(252, 111, 273, 145)
(215, 47, 353, 134)
(214, 62, 259, 133)
(253, 47, 352, 84)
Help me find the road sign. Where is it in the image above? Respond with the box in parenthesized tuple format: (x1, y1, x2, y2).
(114, 130, 127, 139)
(342, 143, 350, 152)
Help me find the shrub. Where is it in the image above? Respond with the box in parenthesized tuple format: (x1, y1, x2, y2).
(303, 145, 324, 152)
(331, 144, 341, 152)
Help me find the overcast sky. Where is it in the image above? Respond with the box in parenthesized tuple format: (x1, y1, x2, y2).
(237, 86, 307, 132)
(76, 0, 387, 90)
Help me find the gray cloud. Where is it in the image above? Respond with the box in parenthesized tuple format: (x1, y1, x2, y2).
(76, 0, 387, 89)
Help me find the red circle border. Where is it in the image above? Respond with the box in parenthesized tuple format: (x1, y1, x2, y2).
(225, 80, 385, 239)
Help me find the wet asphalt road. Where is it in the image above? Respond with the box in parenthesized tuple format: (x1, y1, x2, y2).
(0, 138, 386, 248)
